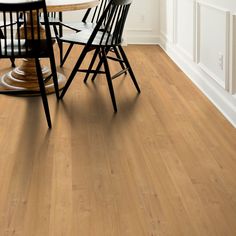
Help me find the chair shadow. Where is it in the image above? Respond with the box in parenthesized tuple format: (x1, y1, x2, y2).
(13, 96, 53, 158)
(3, 96, 54, 207)
(60, 75, 141, 131)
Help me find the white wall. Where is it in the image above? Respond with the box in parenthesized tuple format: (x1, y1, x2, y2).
(125, 0, 159, 44)
(63, 0, 160, 44)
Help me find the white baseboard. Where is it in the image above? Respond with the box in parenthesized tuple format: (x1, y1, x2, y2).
(126, 35, 160, 45)
(125, 28, 159, 44)
(158, 36, 236, 128)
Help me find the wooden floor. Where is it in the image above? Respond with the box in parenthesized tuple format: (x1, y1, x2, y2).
(0, 45, 236, 236)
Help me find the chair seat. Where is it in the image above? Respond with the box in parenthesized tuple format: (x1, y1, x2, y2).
(60, 29, 123, 46)
(0, 39, 52, 57)
(61, 22, 97, 31)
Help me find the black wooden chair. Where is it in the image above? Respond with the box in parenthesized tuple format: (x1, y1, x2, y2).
(0, 0, 59, 128)
(56, 0, 109, 67)
(59, 0, 140, 112)
(56, 0, 125, 71)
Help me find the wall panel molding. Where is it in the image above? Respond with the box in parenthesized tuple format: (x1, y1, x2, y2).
(196, 1, 230, 90)
(230, 14, 236, 94)
(173, 0, 196, 61)
(160, 0, 175, 44)
(173, 0, 178, 45)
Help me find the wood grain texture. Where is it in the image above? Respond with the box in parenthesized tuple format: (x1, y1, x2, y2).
(0, 0, 99, 12)
(0, 45, 236, 236)
(46, 0, 99, 12)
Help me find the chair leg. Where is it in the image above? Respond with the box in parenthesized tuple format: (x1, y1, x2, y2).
(57, 39, 63, 67)
(49, 53, 60, 99)
(52, 24, 62, 66)
(10, 58, 16, 67)
(118, 45, 141, 93)
(91, 47, 110, 82)
(83, 47, 100, 83)
(60, 46, 89, 99)
(91, 53, 103, 82)
(59, 13, 63, 66)
(101, 47, 117, 112)
(60, 43, 74, 67)
(113, 46, 127, 74)
(35, 58, 52, 128)
(54, 28, 63, 67)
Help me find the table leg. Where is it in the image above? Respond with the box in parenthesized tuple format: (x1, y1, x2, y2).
(0, 12, 66, 95)
(0, 58, 66, 94)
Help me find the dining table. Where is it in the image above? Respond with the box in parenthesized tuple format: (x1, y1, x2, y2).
(0, 0, 99, 94)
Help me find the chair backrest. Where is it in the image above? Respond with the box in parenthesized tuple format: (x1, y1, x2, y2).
(0, 22, 5, 39)
(0, 0, 53, 58)
(88, 0, 132, 46)
(0, 20, 17, 38)
(82, 0, 110, 24)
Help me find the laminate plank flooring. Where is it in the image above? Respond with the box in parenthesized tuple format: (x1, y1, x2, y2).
(0, 45, 236, 236)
